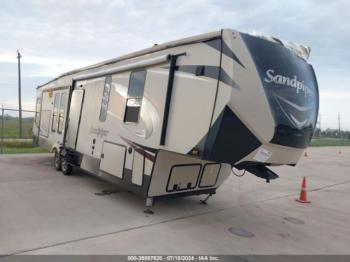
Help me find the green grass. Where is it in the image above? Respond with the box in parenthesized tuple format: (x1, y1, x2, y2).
(0, 117, 34, 138)
(0, 116, 47, 154)
(1, 140, 37, 148)
(0, 117, 47, 154)
(2, 147, 48, 154)
(0, 140, 48, 154)
(310, 138, 350, 147)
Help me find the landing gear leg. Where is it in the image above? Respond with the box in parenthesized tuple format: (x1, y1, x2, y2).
(144, 197, 154, 215)
(200, 194, 213, 205)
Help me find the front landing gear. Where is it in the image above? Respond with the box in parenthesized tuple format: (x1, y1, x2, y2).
(144, 197, 154, 215)
(200, 193, 213, 205)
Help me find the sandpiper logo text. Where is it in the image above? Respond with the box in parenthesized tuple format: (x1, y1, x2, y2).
(264, 69, 311, 96)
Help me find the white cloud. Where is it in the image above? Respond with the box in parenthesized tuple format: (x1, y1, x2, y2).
(1, 99, 35, 112)
(0, 53, 97, 76)
(0, 0, 350, 129)
(319, 90, 350, 130)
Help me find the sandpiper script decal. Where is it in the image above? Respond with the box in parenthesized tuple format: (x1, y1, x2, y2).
(264, 69, 312, 97)
(90, 127, 109, 137)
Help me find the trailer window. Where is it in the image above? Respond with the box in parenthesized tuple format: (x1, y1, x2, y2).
(124, 70, 146, 123)
(51, 93, 61, 132)
(58, 92, 67, 133)
(99, 76, 112, 122)
(35, 97, 41, 126)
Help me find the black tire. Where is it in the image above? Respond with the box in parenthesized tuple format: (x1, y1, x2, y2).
(61, 157, 73, 176)
(54, 149, 61, 171)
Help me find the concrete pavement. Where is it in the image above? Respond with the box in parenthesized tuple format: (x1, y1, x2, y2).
(0, 147, 349, 255)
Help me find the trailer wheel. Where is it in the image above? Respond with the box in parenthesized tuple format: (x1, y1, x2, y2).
(54, 149, 61, 171)
(61, 157, 73, 176)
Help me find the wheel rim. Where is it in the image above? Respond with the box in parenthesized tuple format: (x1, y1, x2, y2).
(61, 159, 67, 171)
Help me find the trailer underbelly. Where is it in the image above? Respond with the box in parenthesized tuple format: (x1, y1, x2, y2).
(76, 150, 231, 199)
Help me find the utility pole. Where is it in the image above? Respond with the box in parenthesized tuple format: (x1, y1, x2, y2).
(338, 112, 341, 138)
(17, 50, 22, 138)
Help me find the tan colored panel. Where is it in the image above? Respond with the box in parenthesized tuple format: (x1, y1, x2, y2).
(144, 158, 153, 176)
(132, 151, 144, 186)
(167, 165, 201, 192)
(100, 142, 125, 178)
(200, 164, 220, 187)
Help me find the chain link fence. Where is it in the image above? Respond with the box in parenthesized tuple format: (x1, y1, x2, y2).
(315, 113, 350, 137)
(309, 113, 350, 146)
(1, 107, 349, 152)
(0, 107, 45, 154)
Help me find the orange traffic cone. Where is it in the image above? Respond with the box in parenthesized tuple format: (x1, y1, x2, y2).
(296, 176, 311, 203)
(304, 151, 308, 157)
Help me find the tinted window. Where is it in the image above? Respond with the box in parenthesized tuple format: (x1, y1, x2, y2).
(99, 76, 112, 122)
(51, 93, 61, 132)
(127, 71, 146, 97)
(124, 71, 146, 123)
(58, 92, 67, 133)
(59, 93, 67, 114)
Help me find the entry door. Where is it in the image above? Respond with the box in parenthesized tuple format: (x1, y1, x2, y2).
(66, 89, 84, 149)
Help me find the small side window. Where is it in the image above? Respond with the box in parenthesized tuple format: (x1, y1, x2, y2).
(124, 70, 146, 123)
(51, 93, 61, 132)
(35, 97, 41, 126)
(58, 92, 67, 133)
(99, 76, 112, 122)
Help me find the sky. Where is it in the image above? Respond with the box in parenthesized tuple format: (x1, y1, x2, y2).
(0, 0, 349, 130)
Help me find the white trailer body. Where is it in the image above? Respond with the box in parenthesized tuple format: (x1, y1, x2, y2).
(33, 29, 319, 205)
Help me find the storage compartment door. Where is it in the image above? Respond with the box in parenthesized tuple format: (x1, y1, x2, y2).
(166, 164, 201, 192)
(132, 151, 144, 186)
(199, 163, 221, 187)
(100, 142, 125, 179)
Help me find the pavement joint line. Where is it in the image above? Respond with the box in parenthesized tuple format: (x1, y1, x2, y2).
(308, 179, 350, 192)
(4, 178, 350, 256)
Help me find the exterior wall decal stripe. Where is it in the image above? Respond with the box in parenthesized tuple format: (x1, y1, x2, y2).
(120, 137, 156, 162)
(176, 65, 240, 89)
(206, 39, 245, 68)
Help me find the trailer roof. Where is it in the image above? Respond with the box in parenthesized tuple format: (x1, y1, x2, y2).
(37, 30, 222, 88)
(37, 28, 311, 89)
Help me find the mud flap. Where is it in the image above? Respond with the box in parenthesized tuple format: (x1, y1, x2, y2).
(61, 148, 81, 166)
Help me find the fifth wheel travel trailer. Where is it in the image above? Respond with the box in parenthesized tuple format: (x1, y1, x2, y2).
(33, 28, 319, 212)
